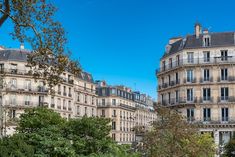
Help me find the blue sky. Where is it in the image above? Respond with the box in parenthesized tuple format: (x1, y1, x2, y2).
(1, 0, 235, 99)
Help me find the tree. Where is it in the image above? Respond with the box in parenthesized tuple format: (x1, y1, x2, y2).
(0, 0, 81, 87)
(223, 135, 235, 157)
(0, 107, 139, 157)
(142, 107, 215, 157)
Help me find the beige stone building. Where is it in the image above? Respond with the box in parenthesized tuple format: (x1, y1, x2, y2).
(0, 48, 97, 137)
(156, 23, 235, 155)
(96, 81, 156, 144)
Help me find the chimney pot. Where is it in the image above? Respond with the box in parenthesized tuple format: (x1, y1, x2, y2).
(195, 23, 202, 39)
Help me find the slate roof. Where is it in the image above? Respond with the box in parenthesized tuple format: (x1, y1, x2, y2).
(162, 32, 235, 58)
(0, 49, 30, 62)
(0, 49, 94, 83)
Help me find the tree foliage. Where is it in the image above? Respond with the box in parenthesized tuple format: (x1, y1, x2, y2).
(142, 107, 215, 157)
(0, 0, 81, 87)
(0, 107, 139, 157)
(223, 135, 235, 157)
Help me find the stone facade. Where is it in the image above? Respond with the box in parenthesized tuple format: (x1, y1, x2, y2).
(156, 24, 235, 155)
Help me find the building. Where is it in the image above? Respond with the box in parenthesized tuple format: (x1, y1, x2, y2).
(96, 80, 156, 144)
(0, 48, 97, 136)
(156, 23, 235, 154)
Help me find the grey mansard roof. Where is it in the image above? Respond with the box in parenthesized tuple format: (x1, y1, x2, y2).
(162, 32, 235, 58)
(0, 49, 94, 83)
(0, 49, 30, 62)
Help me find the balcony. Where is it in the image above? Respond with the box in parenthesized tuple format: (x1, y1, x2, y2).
(199, 97, 214, 103)
(200, 77, 213, 83)
(0, 68, 32, 75)
(156, 56, 235, 75)
(217, 96, 235, 103)
(183, 78, 197, 83)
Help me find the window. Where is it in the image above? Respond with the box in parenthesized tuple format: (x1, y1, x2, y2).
(176, 55, 180, 66)
(113, 110, 116, 117)
(102, 99, 105, 106)
(111, 88, 116, 95)
(168, 92, 171, 104)
(92, 108, 94, 116)
(203, 69, 210, 81)
(0, 64, 4, 72)
(84, 107, 87, 116)
(187, 108, 194, 122)
(112, 133, 116, 141)
(187, 52, 194, 63)
(25, 80, 31, 90)
(175, 90, 179, 102)
(187, 89, 193, 101)
(176, 72, 179, 84)
(10, 78, 17, 89)
(57, 98, 61, 109)
(169, 58, 172, 68)
(168, 75, 171, 84)
(112, 121, 116, 130)
(221, 108, 229, 122)
(221, 68, 228, 81)
(221, 50, 228, 61)
(77, 106, 80, 115)
(101, 109, 105, 117)
(162, 61, 166, 71)
(85, 95, 87, 104)
(203, 108, 211, 121)
(203, 51, 210, 62)
(186, 69, 193, 82)
(221, 87, 229, 101)
(63, 86, 66, 96)
(25, 95, 30, 105)
(102, 89, 106, 95)
(203, 88, 211, 101)
(112, 99, 116, 105)
(203, 37, 210, 47)
(68, 101, 71, 110)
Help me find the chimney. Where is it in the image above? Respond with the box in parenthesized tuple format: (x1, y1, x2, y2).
(20, 43, 24, 49)
(195, 23, 201, 39)
(203, 28, 209, 34)
(169, 37, 182, 44)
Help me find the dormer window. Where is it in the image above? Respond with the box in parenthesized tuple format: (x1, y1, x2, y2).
(203, 35, 211, 47)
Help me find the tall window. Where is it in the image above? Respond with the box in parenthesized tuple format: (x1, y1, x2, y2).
(203, 69, 210, 81)
(221, 50, 228, 61)
(176, 72, 179, 84)
(203, 37, 210, 47)
(187, 108, 194, 122)
(203, 88, 211, 101)
(176, 55, 180, 66)
(84, 107, 87, 115)
(101, 109, 105, 117)
(221, 108, 229, 122)
(25, 80, 31, 90)
(162, 61, 166, 71)
(168, 75, 171, 84)
(168, 92, 171, 104)
(112, 99, 116, 106)
(175, 90, 179, 103)
(187, 52, 194, 63)
(187, 89, 193, 102)
(187, 69, 193, 82)
(113, 110, 116, 117)
(169, 58, 172, 68)
(102, 99, 105, 106)
(221, 68, 228, 80)
(203, 51, 210, 62)
(203, 108, 211, 121)
(77, 106, 80, 115)
(221, 87, 229, 101)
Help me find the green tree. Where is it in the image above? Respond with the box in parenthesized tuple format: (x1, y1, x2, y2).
(223, 135, 235, 157)
(0, 134, 34, 157)
(143, 107, 215, 157)
(0, 0, 81, 87)
(0, 107, 138, 157)
(64, 116, 115, 156)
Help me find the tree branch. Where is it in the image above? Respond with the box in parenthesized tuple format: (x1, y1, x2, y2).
(0, 0, 10, 27)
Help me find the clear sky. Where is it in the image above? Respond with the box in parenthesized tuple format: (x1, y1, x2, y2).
(1, 0, 235, 99)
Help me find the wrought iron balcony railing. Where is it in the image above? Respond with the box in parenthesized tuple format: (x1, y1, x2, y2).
(156, 56, 235, 74)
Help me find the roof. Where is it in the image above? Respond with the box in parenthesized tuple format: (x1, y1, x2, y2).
(162, 32, 235, 58)
(0, 48, 94, 83)
(77, 71, 94, 83)
(0, 49, 30, 62)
